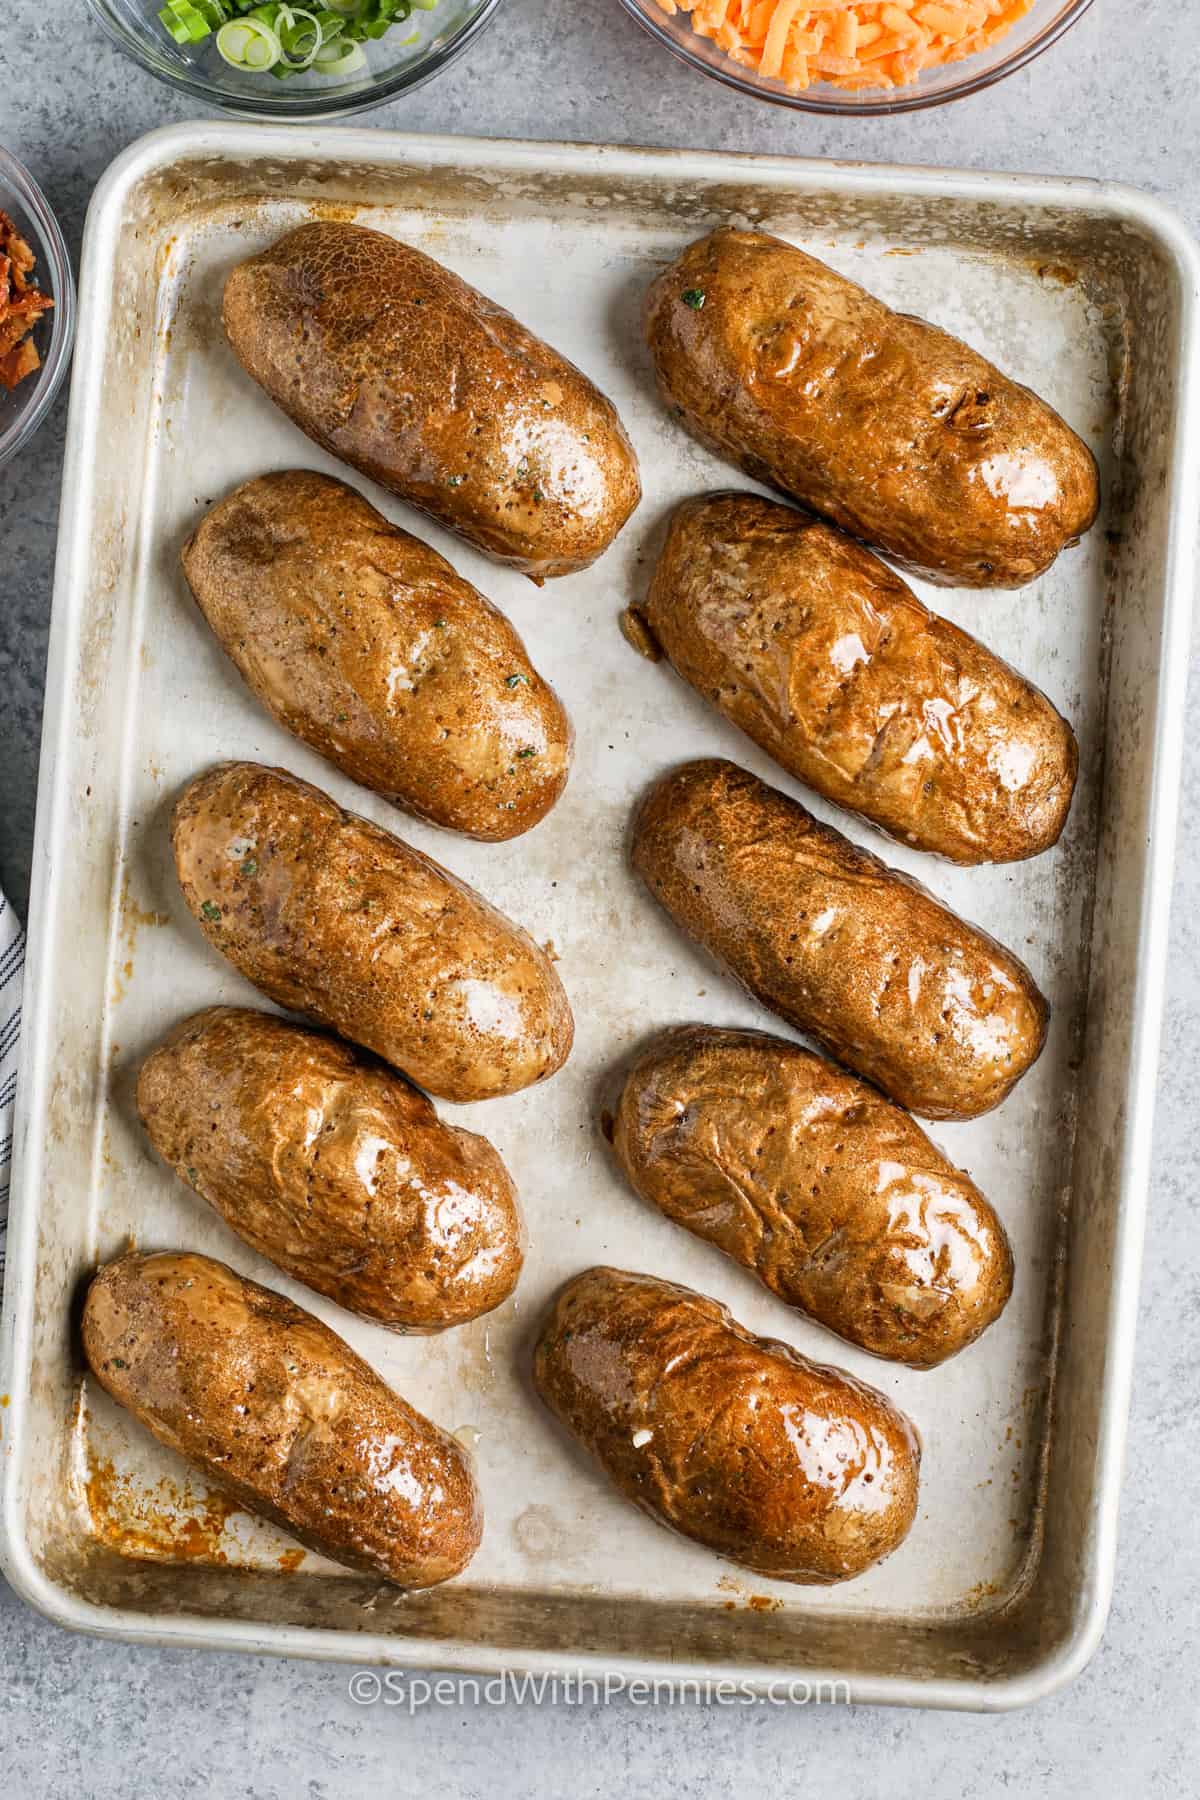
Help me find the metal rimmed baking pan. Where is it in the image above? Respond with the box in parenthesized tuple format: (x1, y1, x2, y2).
(2, 122, 1197, 1710)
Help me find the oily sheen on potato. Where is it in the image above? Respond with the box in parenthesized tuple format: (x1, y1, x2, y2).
(223, 221, 641, 580)
(182, 470, 572, 840)
(644, 227, 1099, 588)
(632, 758, 1047, 1120)
(638, 492, 1078, 863)
(612, 1025, 1013, 1367)
(138, 1008, 524, 1331)
(534, 1267, 920, 1584)
(82, 1252, 482, 1587)
(171, 761, 573, 1102)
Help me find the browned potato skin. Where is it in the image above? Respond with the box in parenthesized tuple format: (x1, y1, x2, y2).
(534, 1267, 920, 1584)
(82, 1252, 482, 1587)
(171, 762, 573, 1103)
(137, 1007, 524, 1332)
(632, 759, 1047, 1120)
(640, 492, 1078, 863)
(613, 1026, 1012, 1367)
(181, 471, 571, 841)
(644, 228, 1099, 588)
(223, 222, 641, 581)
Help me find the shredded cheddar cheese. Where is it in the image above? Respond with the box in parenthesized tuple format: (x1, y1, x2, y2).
(653, 0, 1036, 91)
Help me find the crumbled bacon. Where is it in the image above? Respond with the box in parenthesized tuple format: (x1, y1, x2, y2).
(0, 208, 54, 392)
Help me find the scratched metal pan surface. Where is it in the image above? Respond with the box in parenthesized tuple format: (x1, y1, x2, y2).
(1, 124, 1196, 1710)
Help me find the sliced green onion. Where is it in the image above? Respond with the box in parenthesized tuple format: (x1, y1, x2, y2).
(162, 0, 437, 72)
(216, 19, 255, 56)
(217, 15, 282, 65)
(158, 11, 194, 43)
(215, 18, 251, 50)
(245, 26, 280, 62)
(158, 0, 214, 41)
(276, 4, 325, 64)
(314, 38, 367, 69)
(173, 0, 214, 31)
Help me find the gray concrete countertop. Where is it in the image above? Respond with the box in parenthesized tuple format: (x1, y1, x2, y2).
(2, 2, 1198, 1792)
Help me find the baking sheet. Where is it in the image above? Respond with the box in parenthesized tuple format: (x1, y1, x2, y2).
(1, 124, 1197, 1709)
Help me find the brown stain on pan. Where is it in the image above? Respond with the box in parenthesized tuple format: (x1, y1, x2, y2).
(84, 1453, 243, 1566)
(110, 869, 170, 1005)
(118, 870, 170, 937)
(718, 1594, 784, 1614)
(715, 1573, 784, 1613)
(962, 1578, 1005, 1608)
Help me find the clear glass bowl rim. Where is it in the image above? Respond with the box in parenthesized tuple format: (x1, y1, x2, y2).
(0, 146, 76, 473)
(82, 0, 505, 121)
(616, 0, 1096, 115)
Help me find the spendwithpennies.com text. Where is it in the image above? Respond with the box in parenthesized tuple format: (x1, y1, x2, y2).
(346, 1670, 852, 1712)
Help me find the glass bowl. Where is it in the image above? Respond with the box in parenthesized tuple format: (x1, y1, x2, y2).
(0, 148, 75, 476)
(617, 0, 1096, 114)
(84, 0, 503, 120)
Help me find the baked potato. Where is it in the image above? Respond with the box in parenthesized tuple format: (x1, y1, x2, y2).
(138, 1007, 523, 1331)
(636, 492, 1077, 863)
(82, 1251, 482, 1587)
(223, 221, 641, 580)
(534, 1266, 920, 1584)
(171, 762, 573, 1103)
(632, 759, 1047, 1119)
(181, 470, 571, 840)
(612, 1025, 1012, 1367)
(644, 227, 1099, 588)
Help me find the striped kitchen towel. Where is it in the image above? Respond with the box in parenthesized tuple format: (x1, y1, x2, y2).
(0, 889, 24, 1285)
